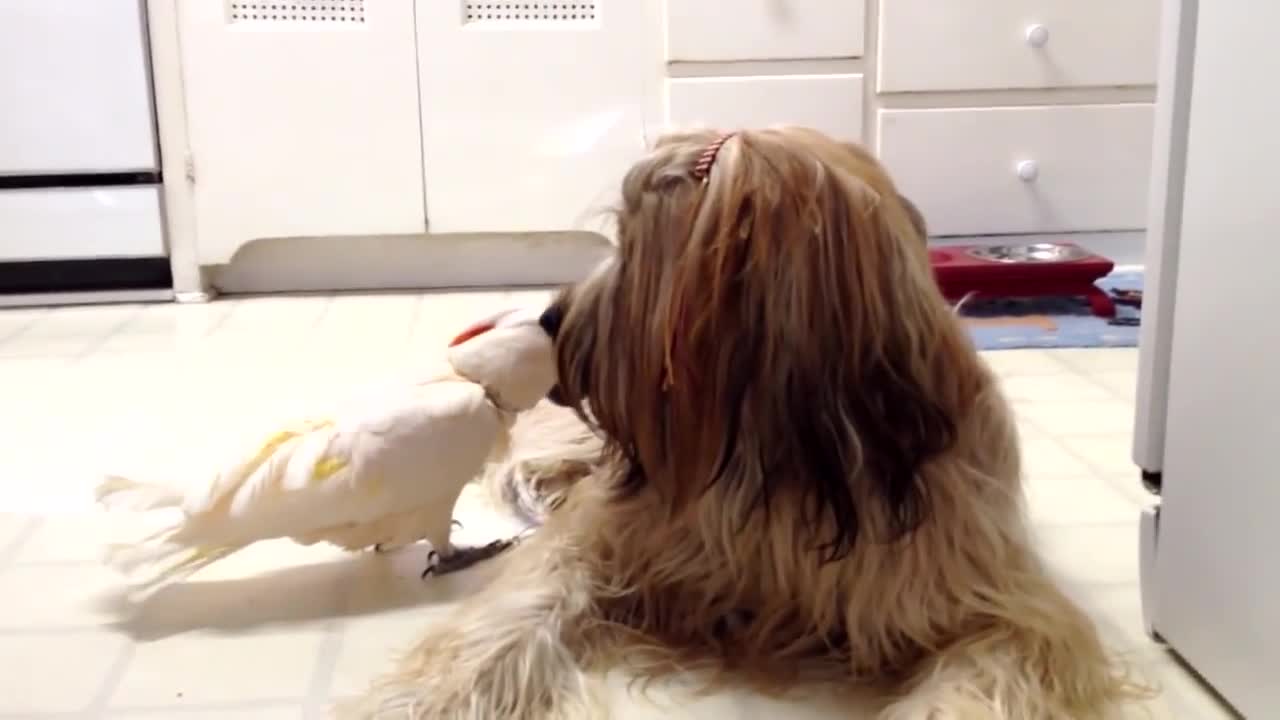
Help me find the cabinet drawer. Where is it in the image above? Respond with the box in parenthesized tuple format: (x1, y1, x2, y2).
(0, 186, 166, 261)
(666, 0, 865, 62)
(878, 0, 1160, 92)
(877, 104, 1154, 236)
(667, 75, 864, 142)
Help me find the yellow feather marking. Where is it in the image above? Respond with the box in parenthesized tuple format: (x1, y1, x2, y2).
(311, 456, 348, 483)
(248, 430, 302, 469)
(244, 419, 334, 476)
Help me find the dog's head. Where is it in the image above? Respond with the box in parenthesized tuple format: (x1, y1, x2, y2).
(540, 127, 976, 559)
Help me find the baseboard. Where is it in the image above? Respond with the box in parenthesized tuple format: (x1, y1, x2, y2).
(188, 231, 1146, 296)
(210, 232, 613, 294)
(0, 288, 175, 308)
(0, 257, 173, 295)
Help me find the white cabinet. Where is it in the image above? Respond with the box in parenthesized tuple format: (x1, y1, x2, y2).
(667, 75, 864, 142)
(878, 105, 1154, 236)
(159, 0, 1162, 282)
(665, 0, 866, 61)
(178, 0, 427, 264)
(878, 0, 1161, 92)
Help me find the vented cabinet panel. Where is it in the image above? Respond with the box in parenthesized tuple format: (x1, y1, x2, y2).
(228, 1, 367, 23)
(463, 2, 597, 23)
(180, 0, 425, 264)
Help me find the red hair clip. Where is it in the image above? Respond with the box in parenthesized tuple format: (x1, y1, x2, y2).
(692, 133, 736, 183)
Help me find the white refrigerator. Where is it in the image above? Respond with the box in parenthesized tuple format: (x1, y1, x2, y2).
(1135, 0, 1280, 717)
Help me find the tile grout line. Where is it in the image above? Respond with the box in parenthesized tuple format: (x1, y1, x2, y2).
(0, 516, 44, 570)
(200, 298, 241, 338)
(1058, 362, 1135, 404)
(1042, 426, 1150, 502)
(71, 306, 149, 363)
(1040, 349, 1139, 396)
(1016, 403, 1135, 480)
(0, 307, 52, 347)
(301, 621, 347, 720)
(4, 557, 103, 569)
(100, 698, 305, 716)
(310, 296, 335, 330)
(81, 638, 135, 719)
(0, 625, 136, 636)
(1015, 399, 1155, 513)
(402, 294, 425, 349)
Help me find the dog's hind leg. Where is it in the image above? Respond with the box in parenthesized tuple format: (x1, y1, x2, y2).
(879, 604, 1153, 720)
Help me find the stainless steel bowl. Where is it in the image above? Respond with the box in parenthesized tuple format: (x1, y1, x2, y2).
(966, 243, 1090, 263)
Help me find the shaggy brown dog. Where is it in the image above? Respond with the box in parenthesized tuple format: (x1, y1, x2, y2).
(345, 127, 1146, 719)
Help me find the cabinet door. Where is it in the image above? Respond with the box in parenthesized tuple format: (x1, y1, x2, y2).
(178, 1, 426, 264)
(415, 1, 660, 234)
(0, 0, 157, 174)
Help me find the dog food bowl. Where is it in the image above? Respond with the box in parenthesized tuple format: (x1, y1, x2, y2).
(931, 242, 1117, 318)
(966, 243, 1091, 264)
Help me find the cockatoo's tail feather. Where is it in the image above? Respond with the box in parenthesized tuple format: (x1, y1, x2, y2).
(95, 474, 246, 594)
(103, 524, 242, 597)
(95, 474, 184, 512)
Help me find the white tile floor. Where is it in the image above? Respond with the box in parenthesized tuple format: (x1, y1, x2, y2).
(0, 293, 1239, 719)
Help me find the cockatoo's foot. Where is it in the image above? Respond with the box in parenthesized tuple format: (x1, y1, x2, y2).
(419, 537, 516, 579)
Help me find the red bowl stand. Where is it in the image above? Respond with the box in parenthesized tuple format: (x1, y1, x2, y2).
(930, 244, 1116, 318)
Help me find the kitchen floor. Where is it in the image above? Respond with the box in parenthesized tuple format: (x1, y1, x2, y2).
(0, 292, 1238, 719)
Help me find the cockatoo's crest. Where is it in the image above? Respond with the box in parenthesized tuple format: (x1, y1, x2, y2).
(446, 307, 556, 412)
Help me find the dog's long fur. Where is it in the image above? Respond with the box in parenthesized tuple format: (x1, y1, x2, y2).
(346, 128, 1148, 719)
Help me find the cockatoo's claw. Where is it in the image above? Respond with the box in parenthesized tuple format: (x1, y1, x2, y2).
(451, 519, 463, 529)
(425, 537, 517, 577)
(373, 543, 389, 554)
(420, 549, 441, 579)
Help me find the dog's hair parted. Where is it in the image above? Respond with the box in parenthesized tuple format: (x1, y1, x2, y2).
(344, 127, 1150, 719)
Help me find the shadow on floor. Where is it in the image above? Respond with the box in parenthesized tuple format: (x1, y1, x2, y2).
(94, 543, 504, 640)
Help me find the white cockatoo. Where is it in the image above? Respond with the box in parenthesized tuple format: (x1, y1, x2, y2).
(95, 305, 557, 595)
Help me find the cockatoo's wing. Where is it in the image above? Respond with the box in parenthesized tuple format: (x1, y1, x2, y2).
(175, 379, 505, 548)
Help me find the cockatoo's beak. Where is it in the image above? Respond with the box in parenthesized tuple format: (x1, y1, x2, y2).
(448, 309, 518, 347)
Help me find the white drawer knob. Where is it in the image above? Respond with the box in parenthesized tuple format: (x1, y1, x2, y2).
(1025, 24, 1050, 48)
(1016, 160, 1040, 182)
